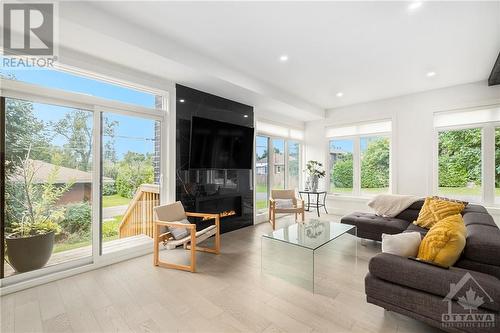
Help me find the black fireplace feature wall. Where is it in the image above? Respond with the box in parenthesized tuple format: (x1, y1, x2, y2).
(176, 84, 254, 234)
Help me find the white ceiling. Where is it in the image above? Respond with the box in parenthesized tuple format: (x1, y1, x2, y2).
(68, 1, 500, 112)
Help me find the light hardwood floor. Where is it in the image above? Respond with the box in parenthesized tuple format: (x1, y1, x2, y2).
(1, 213, 443, 333)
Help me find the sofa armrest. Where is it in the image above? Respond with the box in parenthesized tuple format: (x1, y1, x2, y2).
(369, 253, 500, 309)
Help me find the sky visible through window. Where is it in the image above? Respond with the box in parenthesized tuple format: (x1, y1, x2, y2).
(1, 68, 157, 157)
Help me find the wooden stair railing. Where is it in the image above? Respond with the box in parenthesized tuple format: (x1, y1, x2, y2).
(118, 184, 160, 238)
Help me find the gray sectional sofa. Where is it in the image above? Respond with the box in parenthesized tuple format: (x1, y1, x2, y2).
(341, 200, 500, 333)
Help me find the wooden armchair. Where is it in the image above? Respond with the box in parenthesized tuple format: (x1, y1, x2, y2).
(269, 189, 305, 230)
(153, 201, 220, 272)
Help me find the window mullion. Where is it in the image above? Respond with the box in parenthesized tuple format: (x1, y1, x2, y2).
(92, 110, 102, 258)
(354, 136, 361, 196)
(482, 125, 495, 205)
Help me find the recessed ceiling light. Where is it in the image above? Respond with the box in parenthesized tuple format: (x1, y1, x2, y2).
(243, 115, 249, 118)
(408, 1, 423, 11)
(279, 55, 289, 62)
(426, 71, 436, 77)
(336, 92, 344, 97)
(179, 99, 185, 103)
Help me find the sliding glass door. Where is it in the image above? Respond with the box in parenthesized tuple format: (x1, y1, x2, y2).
(254, 135, 302, 214)
(256, 136, 269, 213)
(101, 113, 161, 254)
(3, 98, 94, 277)
(1, 69, 166, 283)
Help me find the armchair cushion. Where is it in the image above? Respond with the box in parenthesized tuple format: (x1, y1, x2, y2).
(274, 199, 294, 209)
(170, 218, 191, 240)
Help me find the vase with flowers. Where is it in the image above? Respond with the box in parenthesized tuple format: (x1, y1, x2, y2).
(304, 160, 326, 192)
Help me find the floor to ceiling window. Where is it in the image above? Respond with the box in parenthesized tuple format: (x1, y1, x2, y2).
(272, 139, 286, 190)
(255, 122, 303, 214)
(256, 136, 269, 213)
(3, 99, 94, 277)
(1, 69, 166, 281)
(287, 141, 300, 190)
(101, 113, 160, 254)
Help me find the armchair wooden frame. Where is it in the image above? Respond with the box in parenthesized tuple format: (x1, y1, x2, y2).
(269, 190, 305, 230)
(153, 212, 220, 273)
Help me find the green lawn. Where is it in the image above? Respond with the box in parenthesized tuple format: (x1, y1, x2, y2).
(438, 187, 482, 196)
(329, 187, 389, 194)
(256, 184, 267, 193)
(256, 200, 268, 210)
(102, 194, 131, 208)
(53, 215, 123, 253)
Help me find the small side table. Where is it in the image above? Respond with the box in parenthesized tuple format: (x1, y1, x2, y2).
(298, 190, 328, 217)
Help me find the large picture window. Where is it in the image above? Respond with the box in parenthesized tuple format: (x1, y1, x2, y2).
(327, 121, 391, 196)
(438, 128, 482, 202)
(329, 139, 354, 194)
(361, 136, 390, 194)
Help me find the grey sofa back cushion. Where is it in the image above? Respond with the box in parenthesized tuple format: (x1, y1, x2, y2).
(463, 223, 500, 266)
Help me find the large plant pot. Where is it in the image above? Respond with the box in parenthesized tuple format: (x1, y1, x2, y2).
(6, 231, 55, 273)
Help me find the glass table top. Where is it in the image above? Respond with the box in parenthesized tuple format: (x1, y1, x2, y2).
(263, 220, 356, 250)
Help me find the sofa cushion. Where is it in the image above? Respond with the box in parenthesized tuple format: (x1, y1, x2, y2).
(368, 253, 500, 312)
(366, 274, 500, 332)
(462, 204, 488, 215)
(463, 224, 500, 266)
(404, 223, 428, 237)
(463, 212, 497, 228)
(341, 212, 409, 241)
(455, 258, 500, 280)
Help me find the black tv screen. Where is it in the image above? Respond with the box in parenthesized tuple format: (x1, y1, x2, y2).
(189, 116, 254, 169)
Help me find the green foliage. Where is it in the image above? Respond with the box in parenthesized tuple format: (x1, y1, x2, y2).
(361, 138, 390, 188)
(59, 202, 91, 236)
(331, 153, 353, 188)
(116, 152, 154, 198)
(102, 182, 117, 196)
(7, 153, 71, 237)
(305, 160, 326, 178)
(102, 217, 121, 238)
(5, 98, 50, 174)
(438, 129, 481, 187)
(10, 220, 61, 237)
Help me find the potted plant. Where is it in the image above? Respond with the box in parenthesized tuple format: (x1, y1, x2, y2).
(5, 153, 70, 273)
(305, 160, 326, 192)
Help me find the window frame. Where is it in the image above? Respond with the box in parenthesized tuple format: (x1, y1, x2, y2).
(0, 68, 169, 288)
(326, 127, 392, 197)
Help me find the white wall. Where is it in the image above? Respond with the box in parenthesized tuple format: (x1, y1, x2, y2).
(304, 80, 500, 219)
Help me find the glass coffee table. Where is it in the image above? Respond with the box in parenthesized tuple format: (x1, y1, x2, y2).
(261, 220, 357, 293)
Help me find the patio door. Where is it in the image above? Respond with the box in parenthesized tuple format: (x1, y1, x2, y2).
(100, 111, 162, 254)
(1, 97, 95, 279)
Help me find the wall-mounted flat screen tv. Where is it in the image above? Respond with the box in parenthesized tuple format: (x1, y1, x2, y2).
(189, 116, 254, 169)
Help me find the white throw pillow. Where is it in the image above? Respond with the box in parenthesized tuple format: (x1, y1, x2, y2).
(275, 199, 294, 209)
(169, 218, 191, 240)
(381, 232, 421, 257)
